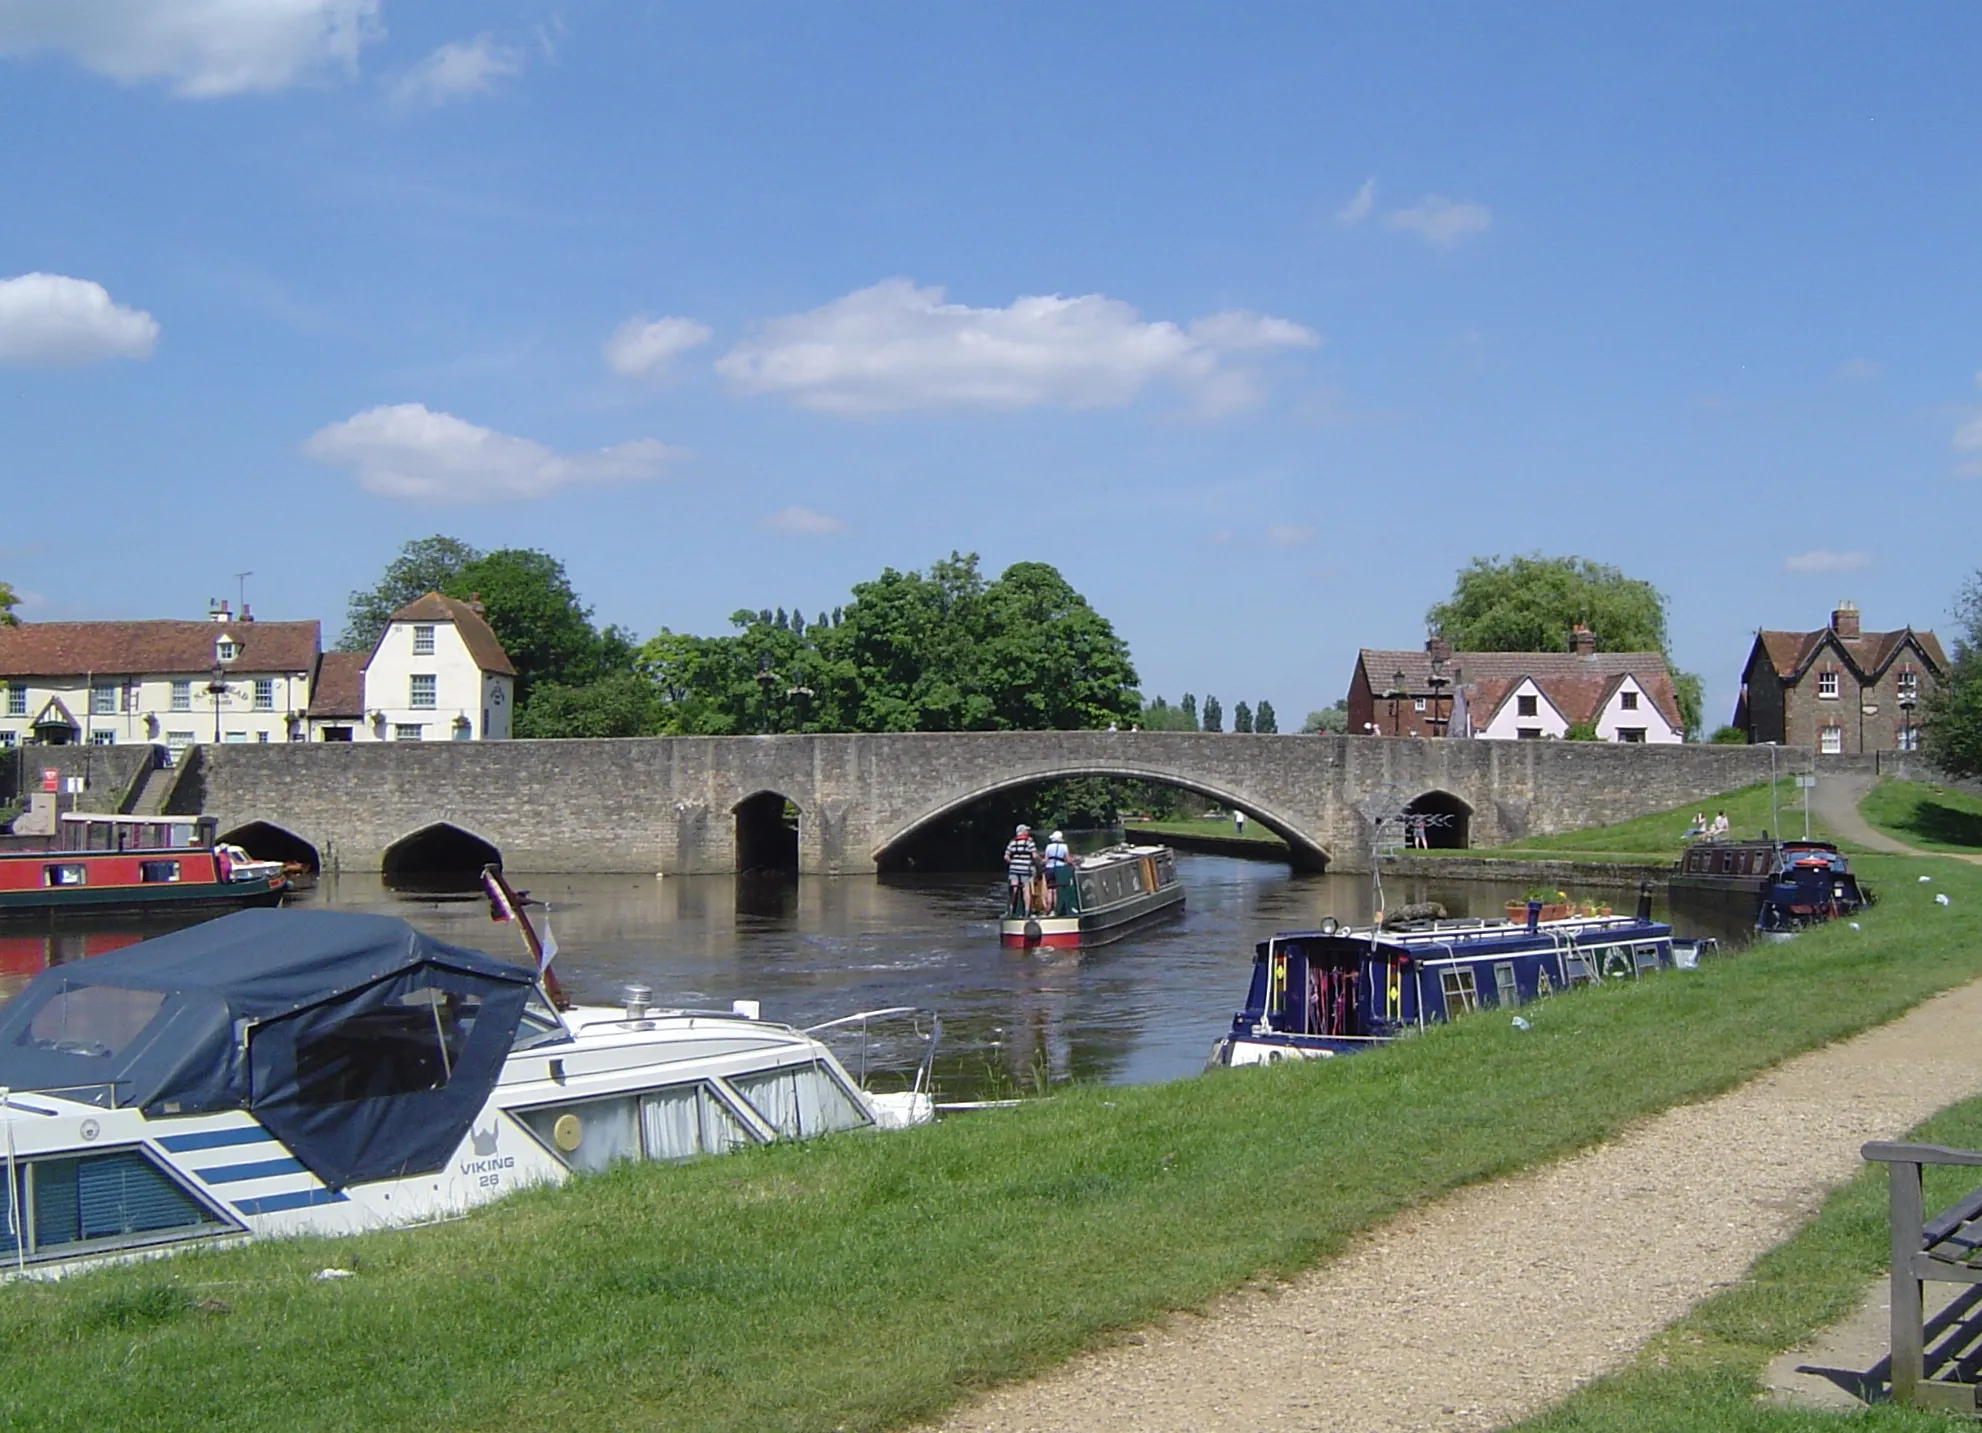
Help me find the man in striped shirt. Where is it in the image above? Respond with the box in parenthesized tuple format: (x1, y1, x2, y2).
(1004, 824, 1039, 915)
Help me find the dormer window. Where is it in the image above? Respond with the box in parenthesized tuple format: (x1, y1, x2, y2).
(216, 635, 239, 663)
(413, 624, 436, 656)
(1817, 671, 1839, 700)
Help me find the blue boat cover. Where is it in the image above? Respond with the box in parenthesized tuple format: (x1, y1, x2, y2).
(0, 909, 536, 1190)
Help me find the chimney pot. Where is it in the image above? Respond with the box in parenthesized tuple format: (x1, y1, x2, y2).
(1831, 601, 1861, 639)
(1568, 623, 1596, 656)
(1425, 634, 1451, 664)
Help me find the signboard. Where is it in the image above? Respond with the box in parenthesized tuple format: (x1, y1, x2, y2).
(1795, 775, 1817, 788)
(39, 768, 57, 793)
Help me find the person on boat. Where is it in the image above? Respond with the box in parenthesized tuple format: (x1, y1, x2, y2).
(1043, 830, 1073, 915)
(1004, 825, 1040, 916)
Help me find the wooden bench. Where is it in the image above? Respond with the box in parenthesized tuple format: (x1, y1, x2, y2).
(1864, 1140, 1982, 1413)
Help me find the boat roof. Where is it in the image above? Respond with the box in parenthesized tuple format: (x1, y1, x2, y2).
(1257, 914, 1670, 957)
(1080, 842, 1171, 862)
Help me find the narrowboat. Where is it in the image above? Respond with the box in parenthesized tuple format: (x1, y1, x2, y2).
(1209, 906, 1677, 1068)
(1001, 842, 1184, 949)
(0, 814, 288, 921)
(1667, 838, 1872, 934)
(0, 907, 937, 1279)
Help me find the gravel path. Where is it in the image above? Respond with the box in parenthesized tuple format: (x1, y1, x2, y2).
(1812, 771, 1982, 866)
(927, 976, 1982, 1433)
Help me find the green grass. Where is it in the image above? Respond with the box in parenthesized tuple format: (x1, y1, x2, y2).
(6, 853, 1980, 1433)
(1511, 1088, 1982, 1432)
(1484, 777, 1828, 863)
(1861, 779, 1982, 855)
(1128, 813, 1287, 846)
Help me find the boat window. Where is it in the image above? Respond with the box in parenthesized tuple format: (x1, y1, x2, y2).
(515, 1093, 642, 1173)
(0, 1150, 225, 1263)
(22, 985, 166, 1060)
(139, 860, 181, 884)
(640, 1083, 754, 1160)
(1634, 943, 1662, 972)
(1439, 968, 1479, 1014)
(1493, 962, 1519, 1009)
(42, 864, 87, 888)
(289, 989, 485, 1106)
(730, 1060, 871, 1140)
(1720, 852, 1735, 873)
(1565, 954, 1596, 988)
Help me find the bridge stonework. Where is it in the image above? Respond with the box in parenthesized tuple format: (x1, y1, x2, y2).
(168, 733, 1787, 876)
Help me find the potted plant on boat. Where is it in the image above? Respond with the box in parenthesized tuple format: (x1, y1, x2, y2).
(1507, 886, 1574, 923)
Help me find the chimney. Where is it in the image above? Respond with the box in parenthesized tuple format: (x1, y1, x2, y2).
(208, 598, 230, 623)
(1831, 600, 1860, 639)
(240, 604, 254, 623)
(1425, 634, 1451, 665)
(1568, 622, 1596, 657)
(467, 591, 486, 616)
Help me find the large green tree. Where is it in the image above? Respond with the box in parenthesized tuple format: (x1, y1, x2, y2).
(444, 548, 614, 704)
(1426, 553, 1703, 737)
(338, 535, 482, 651)
(1927, 573, 1982, 778)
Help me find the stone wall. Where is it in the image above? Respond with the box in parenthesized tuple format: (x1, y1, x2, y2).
(0, 744, 157, 817)
(181, 732, 1788, 876)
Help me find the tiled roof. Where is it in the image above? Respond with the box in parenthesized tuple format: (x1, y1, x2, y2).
(0, 620, 320, 679)
(309, 651, 367, 718)
(1358, 649, 1683, 732)
(1754, 627, 1948, 683)
(383, 593, 515, 676)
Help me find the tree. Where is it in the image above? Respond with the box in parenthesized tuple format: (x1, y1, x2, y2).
(1233, 701, 1254, 733)
(1255, 700, 1278, 733)
(1426, 553, 1702, 737)
(1927, 573, 1982, 778)
(513, 673, 665, 738)
(443, 548, 609, 706)
(0, 579, 18, 627)
(1180, 694, 1199, 729)
(1140, 696, 1198, 732)
(1202, 695, 1223, 732)
(1564, 720, 1599, 741)
(339, 535, 482, 651)
(1709, 724, 1748, 745)
(1303, 698, 1348, 733)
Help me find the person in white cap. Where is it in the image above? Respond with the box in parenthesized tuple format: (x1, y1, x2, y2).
(1003, 824, 1039, 915)
(1042, 829, 1073, 914)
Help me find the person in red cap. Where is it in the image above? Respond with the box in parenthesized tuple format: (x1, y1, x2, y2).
(1003, 824, 1039, 915)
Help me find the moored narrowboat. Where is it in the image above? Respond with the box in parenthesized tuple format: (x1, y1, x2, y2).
(1209, 908, 1677, 1067)
(1667, 837, 1871, 934)
(1001, 842, 1184, 949)
(0, 814, 288, 921)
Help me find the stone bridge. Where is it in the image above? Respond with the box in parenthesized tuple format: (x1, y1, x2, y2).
(157, 732, 1786, 876)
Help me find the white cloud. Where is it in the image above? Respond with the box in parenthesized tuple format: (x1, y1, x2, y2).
(0, 0, 380, 97)
(392, 34, 521, 106)
(302, 403, 679, 502)
(715, 279, 1318, 417)
(1265, 523, 1315, 547)
(1783, 549, 1872, 575)
(1335, 179, 1375, 224)
(0, 273, 158, 365)
(1386, 195, 1493, 247)
(761, 506, 846, 537)
(604, 315, 713, 379)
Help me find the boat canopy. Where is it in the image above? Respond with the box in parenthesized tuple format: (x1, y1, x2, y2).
(0, 909, 536, 1189)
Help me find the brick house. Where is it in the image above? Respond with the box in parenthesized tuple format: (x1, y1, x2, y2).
(1348, 626, 1685, 742)
(1733, 602, 1945, 754)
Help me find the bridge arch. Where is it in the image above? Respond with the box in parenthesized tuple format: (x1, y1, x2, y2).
(733, 789, 800, 874)
(1401, 790, 1472, 850)
(217, 820, 321, 875)
(380, 821, 502, 881)
(870, 765, 1332, 871)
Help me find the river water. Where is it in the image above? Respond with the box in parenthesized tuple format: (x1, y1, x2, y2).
(0, 855, 1707, 1100)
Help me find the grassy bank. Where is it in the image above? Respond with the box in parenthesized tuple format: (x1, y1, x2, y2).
(1126, 813, 1287, 847)
(6, 853, 1979, 1433)
(1513, 1086, 1982, 1432)
(1861, 778, 1982, 855)
(1459, 776, 1827, 863)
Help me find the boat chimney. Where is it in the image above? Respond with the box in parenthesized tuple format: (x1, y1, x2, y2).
(1526, 899, 1541, 934)
(1635, 880, 1654, 923)
(1568, 622, 1596, 657)
(1831, 600, 1860, 639)
(621, 983, 651, 1021)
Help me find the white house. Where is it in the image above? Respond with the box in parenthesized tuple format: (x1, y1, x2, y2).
(0, 603, 319, 758)
(328, 593, 515, 742)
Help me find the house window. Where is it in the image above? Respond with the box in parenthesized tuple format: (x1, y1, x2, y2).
(256, 731, 270, 743)
(413, 624, 436, 656)
(1898, 671, 1919, 701)
(165, 731, 196, 753)
(394, 723, 424, 741)
(170, 681, 191, 712)
(321, 726, 353, 742)
(1899, 727, 1921, 751)
(1439, 968, 1479, 1013)
(216, 639, 239, 663)
(5, 685, 23, 717)
(90, 682, 117, 716)
(1413, 696, 1426, 711)
(1617, 728, 1647, 743)
(90, 731, 117, 746)
(1820, 725, 1844, 755)
(0, 731, 14, 748)
(253, 679, 275, 711)
(1517, 694, 1538, 716)
(410, 674, 437, 709)
(1517, 727, 1542, 740)
(1620, 691, 1638, 711)
(1818, 671, 1839, 699)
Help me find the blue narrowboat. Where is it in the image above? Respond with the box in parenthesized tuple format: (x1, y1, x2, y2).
(1209, 909, 1678, 1068)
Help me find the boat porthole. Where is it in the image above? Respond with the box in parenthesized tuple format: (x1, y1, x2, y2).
(553, 1113, 583, 1152)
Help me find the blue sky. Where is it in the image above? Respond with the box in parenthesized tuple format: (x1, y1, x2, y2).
(3, 2, 1978, 728)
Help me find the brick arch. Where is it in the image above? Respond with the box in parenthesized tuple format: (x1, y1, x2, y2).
(380, 821, 503, 879)
(869, 765, 1333, 870)
(732, 788, 801, 874)
(216, 819, 321, 874)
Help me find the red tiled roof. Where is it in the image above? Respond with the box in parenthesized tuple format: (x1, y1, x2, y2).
(1753, 626, 1947, 682)
(1359, 649, 1683, 733)
(309, 651, 367, 718)
(0, 620, 320, 679)
(381, 594, 515, 677)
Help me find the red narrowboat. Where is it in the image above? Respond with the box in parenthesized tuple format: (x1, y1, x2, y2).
(0, 813, 288, 921)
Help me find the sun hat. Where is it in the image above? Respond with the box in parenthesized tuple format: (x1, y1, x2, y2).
(1016, 824, 1030, 834)
(1050, 830, 1064, 842)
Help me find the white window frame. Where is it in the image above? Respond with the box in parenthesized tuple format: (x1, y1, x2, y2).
(394, 723, 424, 741)
(1898, 671, 1919, 701)
(216, 639, 239, 663)
(1817, 670, 1839, 700)
(5, 686, 23, 717)
(1820, 724, 1844, 754)
(409, 674, 437, 709)
(413, 624, 436, 656)
(89, 730, 116, 746)
(170, 680, 192, 712)
(90, 682, 118, 716)
(253, 678, 275, 712)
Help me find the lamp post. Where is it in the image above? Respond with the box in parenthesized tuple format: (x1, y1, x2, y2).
(754, 653, 779, 733)
(1390, 669, 1408, 736)
(785, 679, 814, 733)
(1761, 741, 1779, 839)
(205, 664, 227, 745)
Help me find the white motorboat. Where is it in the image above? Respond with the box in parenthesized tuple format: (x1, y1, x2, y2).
(0, 906, 936, 1279)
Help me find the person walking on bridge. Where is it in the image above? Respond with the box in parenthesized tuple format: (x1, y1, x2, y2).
(1004, 825, 1040, 916)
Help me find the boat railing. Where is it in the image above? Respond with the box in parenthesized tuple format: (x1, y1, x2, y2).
(0, 1082, 121, 1110)
(805, 1006, 942, 1099)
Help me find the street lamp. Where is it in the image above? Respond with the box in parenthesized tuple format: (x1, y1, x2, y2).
(1761, 741, 1779, 840)
(205, 663, 228, 745)
(1390, 669, 1408, 736)
(754, 653, 779, 733)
